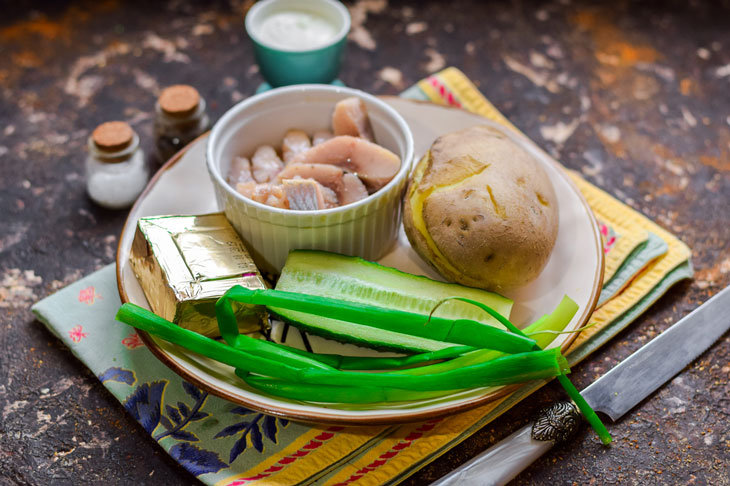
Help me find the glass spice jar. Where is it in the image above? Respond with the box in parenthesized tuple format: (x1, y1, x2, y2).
(86, 121, 149, 210)
(154, 84, 210, 164)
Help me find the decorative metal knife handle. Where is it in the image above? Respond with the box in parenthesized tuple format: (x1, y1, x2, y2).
(430, 401, 581, 486)
(531, 401, 581, 442)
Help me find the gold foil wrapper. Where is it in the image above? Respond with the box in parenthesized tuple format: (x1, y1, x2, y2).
(129, 213, 269, 337)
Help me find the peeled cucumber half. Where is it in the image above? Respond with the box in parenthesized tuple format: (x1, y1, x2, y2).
(271, 250, 513, 353)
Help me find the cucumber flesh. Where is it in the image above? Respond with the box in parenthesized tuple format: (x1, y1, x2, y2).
(272, 250, 513, 353)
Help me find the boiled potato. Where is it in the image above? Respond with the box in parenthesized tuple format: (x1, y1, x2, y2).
(403, 125, 559, 292)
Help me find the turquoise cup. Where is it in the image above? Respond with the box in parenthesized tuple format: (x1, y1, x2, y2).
(245, 0, 351, 87)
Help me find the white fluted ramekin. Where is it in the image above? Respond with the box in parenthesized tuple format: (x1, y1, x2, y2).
(206, 85, 414, 273)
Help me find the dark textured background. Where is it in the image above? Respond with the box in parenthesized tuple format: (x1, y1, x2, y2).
(1, 0, 729, 484)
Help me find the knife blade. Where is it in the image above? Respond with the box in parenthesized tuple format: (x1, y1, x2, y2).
(431, 285, 730, 486)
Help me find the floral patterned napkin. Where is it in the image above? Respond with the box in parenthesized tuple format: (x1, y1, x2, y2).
(31, 68, 692, 485)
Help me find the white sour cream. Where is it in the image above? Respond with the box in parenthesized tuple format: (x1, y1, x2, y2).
(257, 10, 338, 51)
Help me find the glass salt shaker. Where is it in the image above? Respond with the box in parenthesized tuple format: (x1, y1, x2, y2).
(154, 84, 210, 164)
(86, 121, 149, 210)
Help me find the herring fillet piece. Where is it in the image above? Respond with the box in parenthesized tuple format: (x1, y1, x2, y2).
(276, 163, 368, 206)
(332, 96, 375, 141)
(341, 173, 369, 205)
(235, 182, 288, 209)
(228, 156, 254, 184)
(283, 179, 325, 210)
(431, 284, 730, 486)
(251, 145, 284, 183)
(288, 135, 400, 192)
(282, 129, 312, 165)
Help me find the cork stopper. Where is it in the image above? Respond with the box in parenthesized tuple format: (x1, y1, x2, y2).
(158, 85, 201, 118)
(92, 121, 134, 152)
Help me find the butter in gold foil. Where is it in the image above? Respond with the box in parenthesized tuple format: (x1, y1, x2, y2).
(129, 213, 269, 337)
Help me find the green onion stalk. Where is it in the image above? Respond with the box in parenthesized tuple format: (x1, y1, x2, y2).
(115, 286, 571, 401)
(117, 302, 567, 398)
(115, 285, 609, 444)
(441, 296, 613, 445)
(216, 286, 537, 354)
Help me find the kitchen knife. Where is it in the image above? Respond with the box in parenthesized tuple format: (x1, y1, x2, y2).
(431, 285, 730, 486)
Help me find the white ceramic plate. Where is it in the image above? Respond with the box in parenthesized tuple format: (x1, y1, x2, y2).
(116, 98, 603, 424)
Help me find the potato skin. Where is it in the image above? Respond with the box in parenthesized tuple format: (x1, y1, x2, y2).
(403, 125, 559, 292)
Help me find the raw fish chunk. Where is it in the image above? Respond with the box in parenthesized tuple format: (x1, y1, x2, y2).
(312, 130, 333, 146)
(332, 97, 375, 142)
(341, 173, 369, 205)
(228, 156, 254, 184)
(276, 163, 368, 206)
(288, 136, 400, 192)
(264, 191, 287, 208)
(320, 185, 339, 208)
(236, 181, 256, 198)
(282, 179, 325, 210)
(282, 129, 311, 164)
(235, 181, 288, 209)
(277, 163, 344, 193)
(251, 145, 284, 183)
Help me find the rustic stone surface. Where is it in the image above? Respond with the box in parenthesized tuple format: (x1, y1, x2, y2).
(1, 1, 729, 485)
